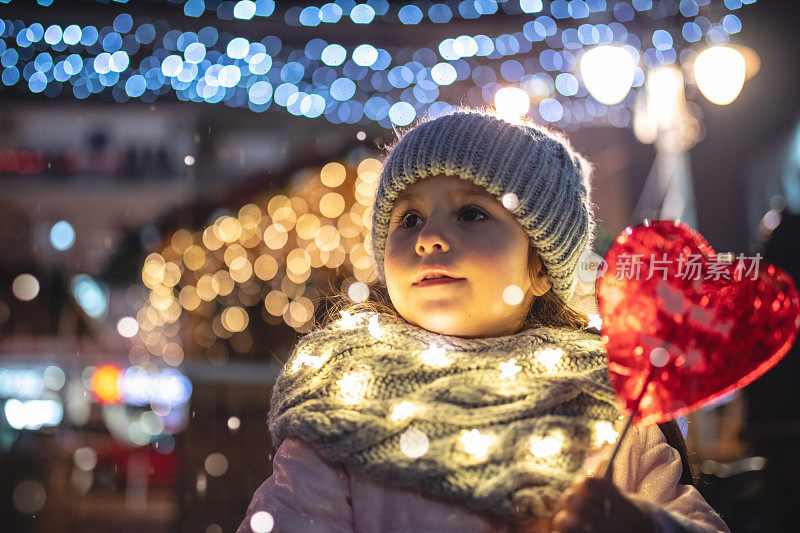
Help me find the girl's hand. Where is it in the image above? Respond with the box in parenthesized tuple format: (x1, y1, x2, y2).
(551, 476, 654, 533)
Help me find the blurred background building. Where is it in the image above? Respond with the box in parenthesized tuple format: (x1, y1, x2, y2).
(0, 1, 798, 532)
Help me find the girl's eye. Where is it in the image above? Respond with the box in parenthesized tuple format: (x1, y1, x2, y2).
(397, 212, 422, 229)
(458, 205, 488, 222)
(395, 205, 488, 229)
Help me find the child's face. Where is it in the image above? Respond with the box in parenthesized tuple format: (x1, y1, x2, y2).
(384, 174, 552, 338)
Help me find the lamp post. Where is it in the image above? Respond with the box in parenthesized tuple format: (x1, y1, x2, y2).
(578, 44, 756, 230)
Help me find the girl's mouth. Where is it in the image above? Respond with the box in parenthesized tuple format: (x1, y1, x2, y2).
(413, 277, 465, 287)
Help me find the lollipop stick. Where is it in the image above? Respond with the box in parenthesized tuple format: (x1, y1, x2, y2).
(599, 366, 655, 480)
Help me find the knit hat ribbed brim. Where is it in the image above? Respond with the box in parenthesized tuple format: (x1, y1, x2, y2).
(369, 108, 595, 304)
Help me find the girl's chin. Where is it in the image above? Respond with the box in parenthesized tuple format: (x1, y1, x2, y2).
(410, 315, 478, 338)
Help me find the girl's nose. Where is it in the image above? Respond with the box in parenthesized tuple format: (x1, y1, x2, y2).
(415, 220, 451, 256)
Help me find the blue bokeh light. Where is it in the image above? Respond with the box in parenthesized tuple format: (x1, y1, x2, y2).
(109, 51, 129, 72)
(430, 62, 457, 85)
(539, 98, 564, 122)
(521, 0, 544, 13)
(320, 3, 343, 23)
(80, 26, 99, 46)
(722, 14, 742, 34)
(184, 0, 205, 17)
(330, 77, 356, 100)
(428, 4, 453, 23)
(248, 53, 272, 74)
(389, 101, 415, 126)
(652, 29, 673, 50)
(300, 93, 326, 117)
(398, 5, 423, 24)
(352, 44, 378, 67)
(227, 37, 250, 59)
(234, 0, 257, 20)
(161, 55, 183, 77)
(321, 44, 346, 66)
(125, 74, 146, 97)
(113, 13, 133, 33)
(135, 24, 155, 44)
(555, 73, 579, 96)
(28, 71, 47, 93)
(102, 32, 123, 53)
(350, 4, 376, 24)
(184, 42, 206, 63)
(50, 221, 76, 251)
(2, 67, 20, 86)
(63, 24, 82, 45)
(299, 6, 321, 26)
(71, 274, 108, 319)
(248, 80, 273, 104)
(44, 25, 62, 45)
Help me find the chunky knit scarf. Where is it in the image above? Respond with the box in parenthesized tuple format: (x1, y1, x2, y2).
(268, 311, 621, 522)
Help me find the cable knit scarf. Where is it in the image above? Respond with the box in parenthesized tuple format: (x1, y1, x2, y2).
(268, 311, 621, 522)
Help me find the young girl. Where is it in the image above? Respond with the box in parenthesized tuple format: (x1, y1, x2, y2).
(237, 109, 730, 532)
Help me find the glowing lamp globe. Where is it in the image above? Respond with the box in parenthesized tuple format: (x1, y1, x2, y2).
(693, 46, 746, 105)
(580, 45, 636, 105)
(494, 87, 530, 123)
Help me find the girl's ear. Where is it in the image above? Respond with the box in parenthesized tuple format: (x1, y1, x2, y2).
(530, 267, 552, 297)
(528, 251, 552, 297)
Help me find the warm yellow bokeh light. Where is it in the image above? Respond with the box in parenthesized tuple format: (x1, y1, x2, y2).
(320, 162, 347, 188)
(267, 195, 292, 217)
(218, 216, 243, 243)
(296, 213, 321, 240)
(264, 224, 289, 250)
(337, 211, 362, 239)
(315, 225, 341, 252)
(286, 248, 312, 276)
(355, 178, 378, 206)
(223, 244, 247, 267)
(272, 205, 297, 232)
(253, 254, 279, 280)
(213, 270, 235, 296)
(162, 262, 182, 287)
(221, 306, 249, 332)
(179, 286, 201, 311)
(183, 245, 207, 271)
(229, 256, 254, 283)
(288, 296, 314, 325)
(202, 226, 223, 251)
(264, 290, 289, 316)
(357, 158, 382, 176)
(171, 229, 193, 253)
(319, 192, 346, 219)
(238, 203, 263, 228)
(197, 273, 221, 301)
(530, 432, 564, 458)
(305, 242, 329, 268)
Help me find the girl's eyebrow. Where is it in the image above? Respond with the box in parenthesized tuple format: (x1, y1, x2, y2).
(395, 189, 489, 207)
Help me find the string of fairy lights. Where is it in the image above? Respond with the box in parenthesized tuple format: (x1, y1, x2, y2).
(130, 154, 381, 366)
(1, 0, 752, 129)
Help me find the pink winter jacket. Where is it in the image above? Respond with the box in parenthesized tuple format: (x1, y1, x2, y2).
(237, 424, 730, 533)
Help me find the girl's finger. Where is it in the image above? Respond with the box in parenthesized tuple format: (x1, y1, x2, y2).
(562, 492, 606, 526)
(573, 477, 619, 504)
(552, 509, 593, 533)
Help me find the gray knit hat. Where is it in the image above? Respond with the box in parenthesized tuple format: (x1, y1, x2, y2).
(369, 108, 595, 304)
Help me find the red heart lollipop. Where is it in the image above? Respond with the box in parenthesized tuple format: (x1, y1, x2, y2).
(597, 220, 800, 427)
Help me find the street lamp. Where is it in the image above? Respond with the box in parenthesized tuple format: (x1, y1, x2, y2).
(579, 45, 637, 106)
(693, 46, 747, 105)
